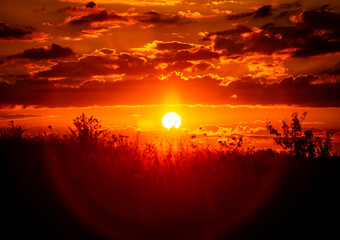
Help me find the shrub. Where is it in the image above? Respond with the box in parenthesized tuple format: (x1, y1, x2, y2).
(0, 121, 24, 140)
(69, 113, 106, 144)
(218, 136, 243, 152)
(266, 112, 333, 158)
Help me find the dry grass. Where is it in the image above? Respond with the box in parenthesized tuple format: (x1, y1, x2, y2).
(1, 125, 339, 240)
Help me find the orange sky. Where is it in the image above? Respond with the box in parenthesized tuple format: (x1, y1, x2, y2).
(0, 0, 339, 150)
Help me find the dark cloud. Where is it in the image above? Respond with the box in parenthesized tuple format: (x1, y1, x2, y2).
(134, 11, 191, 26)
(150, 42, 221, 72)
(213, 37, 245, 54)
(36, 52, 156, 78)
(227, 5, 273, 20)
(274, 10, 298, 20)
(61, 7, 190, 28)
(164, 61, 193, 72)
(254, 5, 273, 18)
(86, 1, 96, 8)
(65, 10, 126, 25)
(36, 57, 116, 78)
(297, 8, 340, 34)
(33, 45, 219, 79)
(226, 12, 252, 20)
(59, 1, 100, 14)
(195, 62, 213, 71)
(7, 44, 74, 60)
(210, 26, 289, 55)
(202, 25, 252, 41)
(155, 41, 194, 51)
(0, 22, 47, 42)
(59, 6, 100, 15)
(0, 22, 32, 39)
(0, 74, 338, 108)
(0, 113, 44, 120)
(205, 8, 340, 58)
(227, 2, 302, 20)
(278, 1, 301, 9)
(228, 75, 339, 107)
(292, 37, 340, 57)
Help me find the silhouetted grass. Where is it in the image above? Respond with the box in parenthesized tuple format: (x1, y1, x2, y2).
(1, 119, 339, 240)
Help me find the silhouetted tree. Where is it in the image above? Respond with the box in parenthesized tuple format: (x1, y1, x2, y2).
(69, 113, 106, 144)
(266, 112, 333, 157)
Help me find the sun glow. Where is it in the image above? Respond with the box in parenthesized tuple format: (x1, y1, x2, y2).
(162, 112, 181, 129)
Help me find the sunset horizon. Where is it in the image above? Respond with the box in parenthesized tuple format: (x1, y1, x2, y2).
(1, 0, 339, 151)
(1, 1, 340, 240)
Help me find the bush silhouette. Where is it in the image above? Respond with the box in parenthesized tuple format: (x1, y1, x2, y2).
(266, 112, 333, 158)
(0, 121, 24, 140)
(69, 113, 106, 144)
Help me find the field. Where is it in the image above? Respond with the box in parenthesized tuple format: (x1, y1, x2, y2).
(1, 118, 339, 240)
(1, 0, 339, 239)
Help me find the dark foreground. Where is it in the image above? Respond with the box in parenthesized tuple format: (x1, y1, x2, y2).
(1, 134, 339, 240)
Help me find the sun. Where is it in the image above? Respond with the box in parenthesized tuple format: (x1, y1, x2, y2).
(162, 112, 181, 129)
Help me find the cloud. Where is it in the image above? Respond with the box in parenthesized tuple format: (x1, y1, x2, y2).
(227, 2, 302, 20)
(163, 61, 194, 72)
(0, 73, 338, 108)
(59, 5, 100, 15)
(0, 113, 45, 120)
(63, 10, 126, 26)
(59, 0, 180, 6)
(86, 1, 96, 8)
(0, 22, 48, 42)
(7, 44, 74, 60)
(293, 7, 340, 34)
(155, 41, 194, 51)
(60, 4, 190, 27)
(192, 124, 266, 138)
(278, 1, 301, 9)
(202, 25, 252, 40)
(36, 50, 156, 78)
(59, 6, 193, 38)
(32, 44, 219, 79)
(1, 2, 339, 109)
(274, 1, 301, 19)
(227, 5, 273, 20)
(274, 10, 298, 20)
(204, 7, 340, 58)
(132, 10, 192, 26)
(253, 5, 273, 18)
(291, 37, 340, 57)
(225, 75, 339, 107)
(137, 40, 220, 63)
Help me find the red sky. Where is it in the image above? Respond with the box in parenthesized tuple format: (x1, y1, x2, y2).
(0, 0, 339, 150)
